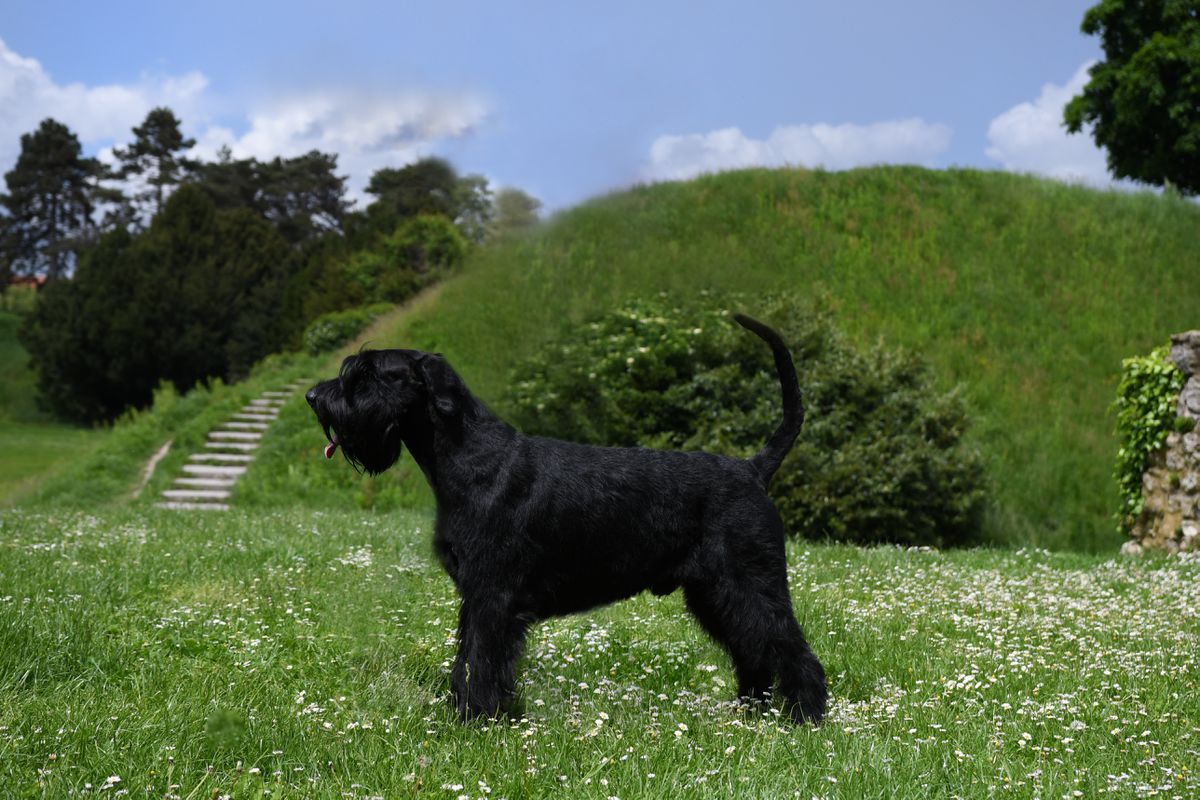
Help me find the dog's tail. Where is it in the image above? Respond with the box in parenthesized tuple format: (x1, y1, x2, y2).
(734, 313, 803, 485)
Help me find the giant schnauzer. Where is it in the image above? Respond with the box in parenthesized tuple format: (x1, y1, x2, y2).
(306, 314, 828, 724)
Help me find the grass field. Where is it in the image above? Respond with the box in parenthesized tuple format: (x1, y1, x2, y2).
(1, 507, 1197, 799)
(0, 311, 105, 505)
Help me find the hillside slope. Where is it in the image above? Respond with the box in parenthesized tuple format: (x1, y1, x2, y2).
(375, 167, 1200, 552)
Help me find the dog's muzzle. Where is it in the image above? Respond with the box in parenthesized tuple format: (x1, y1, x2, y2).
(306, 387, 340, 459)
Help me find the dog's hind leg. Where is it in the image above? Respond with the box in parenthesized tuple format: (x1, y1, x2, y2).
(772, 610, 827, 724)
(683, 583, 774, 705)
(683, 505, 828, 723)
(686, 578, 827, 723)
(451, 595, 530, 720)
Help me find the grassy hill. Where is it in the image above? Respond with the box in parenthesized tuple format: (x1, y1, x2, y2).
(363, 166, 1200, 552)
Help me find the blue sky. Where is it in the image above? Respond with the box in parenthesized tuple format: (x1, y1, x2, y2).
(1, 0, 1110, 210)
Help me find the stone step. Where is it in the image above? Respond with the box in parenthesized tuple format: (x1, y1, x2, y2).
(205, 441, 258, 452)
(189, 453, 254, 463)
(248, 398, 285, 407)
(175, 477, 238, 488)
(261, 391, 293, 398)
(162, 489, 232, 501)
(221, 421, 269, 431)
(157, 501, 231, 511)
(232, 413, 276, 422)
(209, 431, 262, 441)
(183, 464, 247, 477)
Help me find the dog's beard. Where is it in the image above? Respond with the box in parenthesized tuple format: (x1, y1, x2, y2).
(317, 417, 403, 476)
(341, 431, 403, 476)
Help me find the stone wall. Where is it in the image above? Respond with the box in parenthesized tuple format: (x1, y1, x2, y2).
(1123, 331, 1200, 555)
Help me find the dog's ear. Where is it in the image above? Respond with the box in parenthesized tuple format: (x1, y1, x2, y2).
(416, 353, 465, 418)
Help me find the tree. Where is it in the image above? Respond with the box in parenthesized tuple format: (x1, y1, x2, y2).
(0, 118, 102, 282)
(194, 148, 350, 245)
(490, 188, 542, 237)
(452, 173, 493, 244)
(365, 157, 460, 219)
(1064, 0, 1200, 194)
(364, 157, 493, 241)
(113, 107, 198, 217)
(255, 151, 351, 244)
(20, 185, 296, 422)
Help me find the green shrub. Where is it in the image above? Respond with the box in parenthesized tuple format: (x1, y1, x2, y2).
(1113, 346, 1186, 534)
(382, 214, 468, 277)
(302, 304, 392, 355)
(507, 294, 986, 547)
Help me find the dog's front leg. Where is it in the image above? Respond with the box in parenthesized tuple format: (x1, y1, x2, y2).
(450, 593, 529, 720)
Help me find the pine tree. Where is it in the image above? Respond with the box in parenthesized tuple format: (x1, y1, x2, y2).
(0, 118, 101, 282)
(113, 107, 198, 218)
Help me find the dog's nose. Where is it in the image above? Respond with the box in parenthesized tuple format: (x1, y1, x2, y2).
(305, 387, 318, 407)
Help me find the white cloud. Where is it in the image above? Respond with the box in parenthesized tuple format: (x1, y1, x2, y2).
(193, 90, 489, 204)
(0, 37, 488, 207)
(643, 119, 953, 181)
(985, 61, 1115, 186)
(0, 37, 209, 171)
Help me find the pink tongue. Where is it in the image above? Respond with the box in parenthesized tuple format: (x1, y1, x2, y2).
(324, 441, 338, 459)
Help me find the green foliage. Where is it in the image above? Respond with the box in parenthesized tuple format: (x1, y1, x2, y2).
(508, 295, 986, 547)
(364, 157, 493, 242)
(18, 186, 298, 423)
(1064, 0, 1200, 194)
(195, 147, 351, 245)
(301, 215, 466, 322)
(302, 304, 392, 355)
(1112, 345, 1186, 532)
(383, 214, 468, 277)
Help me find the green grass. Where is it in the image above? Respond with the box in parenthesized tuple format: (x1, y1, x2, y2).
(0, 311, 105, 505)
(352, 167, 1200, 553)
(1, 506, 1197, 798)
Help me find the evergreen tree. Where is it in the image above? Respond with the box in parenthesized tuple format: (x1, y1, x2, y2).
(20, 185, 296, 422)
(256, 150, 351, 244)
(113, 107, 198, 217)
(195, 148, 350, 245)
(0, 119, 102, 282)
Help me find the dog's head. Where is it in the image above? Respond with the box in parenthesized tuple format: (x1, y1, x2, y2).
(305, 349, 466, 475)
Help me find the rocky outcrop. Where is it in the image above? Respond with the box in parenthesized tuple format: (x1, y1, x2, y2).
(1123, 331, 1200, 555)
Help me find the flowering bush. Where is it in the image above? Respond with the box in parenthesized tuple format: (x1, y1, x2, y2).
(508, 294, 986, 547)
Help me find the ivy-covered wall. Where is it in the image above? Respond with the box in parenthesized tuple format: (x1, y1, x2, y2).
(1118, 331, 1200, 555)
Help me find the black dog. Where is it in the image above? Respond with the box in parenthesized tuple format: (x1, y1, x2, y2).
(306, 314, 827, 723)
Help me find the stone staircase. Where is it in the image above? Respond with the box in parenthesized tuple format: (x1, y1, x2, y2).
(156, 380, 310, 511)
